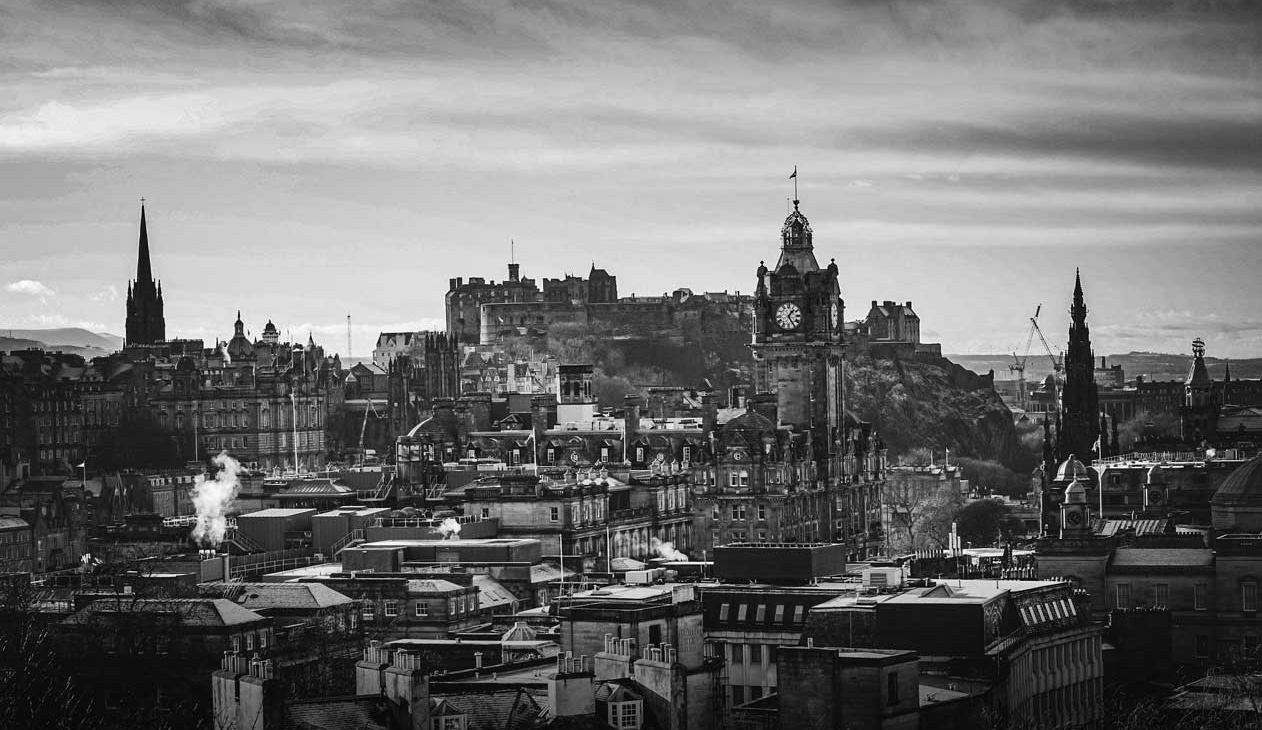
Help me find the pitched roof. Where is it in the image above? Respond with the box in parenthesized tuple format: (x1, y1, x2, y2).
(230, 583, 356, 611)
(65, 598, 267, 627)
(285, 695, 390, 730)
(433, 688, 545, 730)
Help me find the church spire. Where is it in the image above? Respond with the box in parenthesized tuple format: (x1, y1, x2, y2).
(1057, 269, 1099, 463)
(137, 202, 153, 283)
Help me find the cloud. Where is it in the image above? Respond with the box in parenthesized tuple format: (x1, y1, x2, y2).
(90, 284, 120, 302)
(5, 279, 55, 297)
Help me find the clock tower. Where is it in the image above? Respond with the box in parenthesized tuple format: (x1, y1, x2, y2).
(751, 197, 846, 472)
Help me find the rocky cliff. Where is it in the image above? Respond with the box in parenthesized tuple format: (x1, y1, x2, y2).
(845, 353, 1021, 467)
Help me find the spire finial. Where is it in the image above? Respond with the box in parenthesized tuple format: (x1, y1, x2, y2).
(789, 165, 798, 204)
(136, 201, 153, 283)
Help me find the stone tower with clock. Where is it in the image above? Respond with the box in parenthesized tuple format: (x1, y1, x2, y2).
(751, 198, 846, 470)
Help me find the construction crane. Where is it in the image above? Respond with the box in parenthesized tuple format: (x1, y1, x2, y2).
(1010, 305, 1041, 410)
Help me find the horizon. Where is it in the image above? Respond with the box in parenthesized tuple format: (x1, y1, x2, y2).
(2, 0, 1260, 357)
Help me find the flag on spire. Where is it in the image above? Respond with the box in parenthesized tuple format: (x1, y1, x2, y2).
(789, 166, 797, 179)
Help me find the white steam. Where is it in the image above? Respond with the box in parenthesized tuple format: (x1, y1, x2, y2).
(437, 517, 462, 540)
(220, 340, 232, 364)
(651, 537, 688, 561)
(191, 452, 241, 547)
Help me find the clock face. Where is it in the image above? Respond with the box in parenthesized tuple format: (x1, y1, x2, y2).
(1148, 490, 1164, 504)
(1066, 510, 1083, 526)
(830, 302, 839, 329)
(775, 303, 802, 330)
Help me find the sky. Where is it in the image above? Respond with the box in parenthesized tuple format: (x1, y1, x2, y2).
(1, 0, 1260, 358)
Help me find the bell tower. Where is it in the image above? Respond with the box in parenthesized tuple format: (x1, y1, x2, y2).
(750, 195, 846, 472)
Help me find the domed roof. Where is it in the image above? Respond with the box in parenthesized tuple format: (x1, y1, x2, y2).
(1213, 455, 1262, 502)
(1055, 454, 1089, 482)
(263, 320, 278, 334)
(1146, 464, 1166, 485)
(723, 409, 776, 434)
(781, 205, 812, 238)
(1064, 478, 1087, 504)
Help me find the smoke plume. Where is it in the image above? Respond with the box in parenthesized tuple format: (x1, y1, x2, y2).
(191, 452, 242, 547)
(651, 537, 688, 561)
(437, 517, 462, 540)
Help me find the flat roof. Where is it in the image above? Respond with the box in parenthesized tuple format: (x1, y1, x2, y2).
(260, 562, 344, 582)
(239, 508, 317, 518)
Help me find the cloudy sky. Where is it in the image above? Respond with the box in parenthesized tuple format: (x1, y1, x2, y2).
(1, 0, 1259, 359)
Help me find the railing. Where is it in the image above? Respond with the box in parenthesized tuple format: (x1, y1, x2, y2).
(330, 529, 365, 556)
(223, 528, 265, 553)
(1094, 449, 1257, 465)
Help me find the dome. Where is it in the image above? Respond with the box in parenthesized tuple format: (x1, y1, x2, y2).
(263, 320, 278, 335)
(723, 409, 776, 434)
(1064, 478, 1087, 505)
(1055, 454, 1089, 482)
(1214, 455, 1262, 501)
(1146, 464, 1166, 485)
(1211, 455, 1262, 532)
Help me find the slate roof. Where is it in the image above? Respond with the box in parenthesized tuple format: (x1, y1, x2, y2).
(0, 516, 30, 530)
(230, 583, 356, 611)
(285, 695, 390, 730)
(473, 575, 517, 611)
(434, 688, 546, 730)
(64, 598, 267, 627)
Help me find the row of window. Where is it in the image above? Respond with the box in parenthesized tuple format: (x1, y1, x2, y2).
(362, 596, 476, 620)
(717, 603, 807, 625)
(1111, 582, 1215, 610)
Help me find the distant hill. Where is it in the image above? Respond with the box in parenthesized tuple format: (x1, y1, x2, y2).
(949, 352, 1262, 384)
(0, 328, 123, 357)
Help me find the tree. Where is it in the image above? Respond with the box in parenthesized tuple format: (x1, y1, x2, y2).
(953, 498, 1021, 548)
(885, 482, 964, 552)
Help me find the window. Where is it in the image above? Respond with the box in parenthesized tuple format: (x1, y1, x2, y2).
(1195, 584, 1208, 610)
(363, 604, 376, 620)
(608, 700, 642, 729)
(245, 634, 254, 651)
(757, 504, 766, 521)
(887, 671, 900, 705)
(758, 530, 767, 542)
(683, 446, 692, 463)
(231, 636, 240, 652)
(719, 603, 730, 621)
(384, 600, 399, 617)
(636, 447, 645, 463)
(550, 506, 560, 522)
(730, 504, 746, 521)
(1114, 583, 1132, 608)
(481, 508, 490, 520)
(1154, 583, 1169, 607)
(739, 470, 749, 487)
(1245, 582, 1258, 612)
(737, 604, 748, 621)
(773, 604, 785, 622)
(793, 605, 805, 623)
(649, 623, 662, 646)
(259, 632, 268, 649)
(712, 504, 720, 520)
(601, 447, 610, 462)
(415, 602, 429, 617)
(755, 604, 766, 622)
(729, 472, 739, 488)
(1196, 634, 1210, 658)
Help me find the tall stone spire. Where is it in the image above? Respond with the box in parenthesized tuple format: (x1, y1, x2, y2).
(1056, 269, 1099, 462)
(136, 203, 153, 283)
(124, 201, 166, 346)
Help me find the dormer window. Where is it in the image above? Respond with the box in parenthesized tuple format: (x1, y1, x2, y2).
(608, 699, 643, 729)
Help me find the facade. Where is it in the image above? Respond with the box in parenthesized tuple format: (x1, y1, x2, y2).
(124, 204, 165, 347)
(865, 300, 920, 345)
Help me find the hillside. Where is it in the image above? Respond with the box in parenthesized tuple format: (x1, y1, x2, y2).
(846, 354, 1021, 468)
(540, 323, 1023, 468)
(0, 328, 123, 357)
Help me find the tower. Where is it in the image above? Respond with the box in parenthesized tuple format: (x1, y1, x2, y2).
(1056, 270, 1099, 462)
(750, 197, 846, 470)
(1181, 337, 1217, 443)
(124, 203, 166, 346)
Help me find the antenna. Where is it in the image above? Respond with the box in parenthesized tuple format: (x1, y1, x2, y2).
(346, 314, 352, 359)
